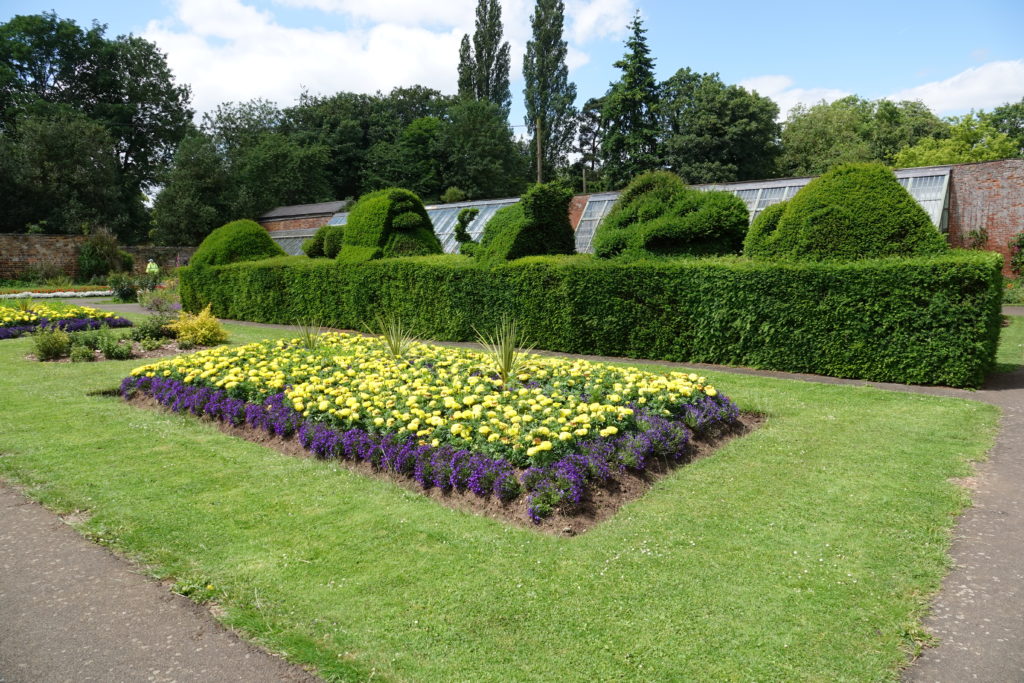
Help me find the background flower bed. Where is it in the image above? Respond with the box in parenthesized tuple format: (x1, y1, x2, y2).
(0, 302, 131, 340)
(123, 334, 740, 521)
(180, 250, 1003, 388)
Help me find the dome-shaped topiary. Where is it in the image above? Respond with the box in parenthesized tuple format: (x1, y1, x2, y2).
(593, 170, 748, 258)
(190, 219, 286, 267)
(743, 163, 949, 261)
(473, 182, 575, 265)
(337, 188, 441, 263)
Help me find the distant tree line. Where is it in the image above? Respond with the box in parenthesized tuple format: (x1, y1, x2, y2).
(1, 6, 1022, 247)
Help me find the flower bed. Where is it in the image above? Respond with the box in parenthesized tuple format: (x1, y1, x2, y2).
(0, 303, 132, 340)
(122, 333, 740, 522)
(0, 289, 113, 299)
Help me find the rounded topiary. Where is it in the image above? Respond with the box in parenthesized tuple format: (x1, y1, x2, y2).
(743, 163, 949, 261)
(320, 225, 347, 258)
(337, 188, 441, 263)
(302, 225, 329, 258)
(474, 182, 575, 265)
(593, 170, 748, 258)
(190, 219, 286, 267)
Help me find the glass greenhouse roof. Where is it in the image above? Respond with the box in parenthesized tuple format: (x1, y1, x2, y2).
(426, 198, 521, 254)
(574, 192, 619, 253)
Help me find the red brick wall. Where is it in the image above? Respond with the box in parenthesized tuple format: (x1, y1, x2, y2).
(568, 194, 590, 231)
(948, 159, 1024, 276)
(0, 233, 194, 280)
(261, 216, 331, 233)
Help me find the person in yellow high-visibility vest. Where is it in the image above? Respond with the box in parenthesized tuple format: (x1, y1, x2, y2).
(146, 259, 159, 276)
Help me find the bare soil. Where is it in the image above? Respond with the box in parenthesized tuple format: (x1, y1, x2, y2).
(126, 393, 761, 535)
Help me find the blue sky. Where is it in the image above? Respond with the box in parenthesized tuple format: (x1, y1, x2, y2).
(4, 0, 1023, 127)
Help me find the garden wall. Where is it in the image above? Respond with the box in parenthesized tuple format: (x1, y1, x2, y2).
(180, 252, 1003, 388)
(0, 233, 194, 280)
(947, 159, 1024, 275)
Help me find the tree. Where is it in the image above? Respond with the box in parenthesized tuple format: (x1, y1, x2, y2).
(150, 133, 231, 246)
(989, 97, 1024, 156)
(600, 12, 660, 189)
(362, 116, 446, 200)
(523, 0, 577, 182)
(658, 68, 780, 183)
(572, 96, 606, 191)
(443, 99, 527, 199)
(893, 112, 1019, 167)
(456, 0, 512, 114)
(228, 132, 332, 218)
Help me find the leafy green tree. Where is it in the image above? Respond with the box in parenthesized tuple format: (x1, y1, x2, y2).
(658, 68, 780, 183)
(523, 0, 577, 182)
(989, 97, 1024, 156)
(150, 133, 231, 246)
(229, 132, 332, 218)
(363, 116, 446, 200)
(600, 12, 660, 189)
(457, 0, 512, 114)
(893, 112, 1019, 167)
(572, 96, 607, 191)
(443, 99, 527, 199)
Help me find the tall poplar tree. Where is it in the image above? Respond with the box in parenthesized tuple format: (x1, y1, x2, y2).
(523, 0, 577, 182)
(600, 12, 660, 189)
(456, 0, 512, 115)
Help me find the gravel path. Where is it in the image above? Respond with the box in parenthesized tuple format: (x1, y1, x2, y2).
(4, 299, 1021, 682)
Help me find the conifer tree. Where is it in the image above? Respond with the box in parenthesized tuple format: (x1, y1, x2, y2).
(456, 0, 512, 115)
(600, 12, 660, 189)
(523, 0, 577, 182)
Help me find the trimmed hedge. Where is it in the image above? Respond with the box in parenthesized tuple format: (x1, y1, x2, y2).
(191, 219, 286, 267)
(593, 170, 749, 258)
(180, 250, 1003, 388)
(474, 182, 575, 265)
(744, 163, 949, 261)
(339, 188, 441, 262)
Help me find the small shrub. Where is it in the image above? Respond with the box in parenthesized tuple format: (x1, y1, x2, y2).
(593, 170, 748, 259)
(130, 313, 174, 341)
(33, 328, 71, 361)
(371, 311, 417, 360)
(138, 283, 181, 313)
(140, 336, 164, 351)
(69, 344, 96, 362)
(744, 163, 949, 261)
(474, 314, 535, 386)
(108, 273, 138, 302)
(190, 220, 286, 267)
(1009, 232, 1024, 277)
(77, 231, 130, 281)
(302, 225, 330, 258)
(73, 326, 114, 351)
(441, 186, 467, 203)
(100, 336, 135, 360)
(168, 305, 228, 346)
(321, 224, 347, 259)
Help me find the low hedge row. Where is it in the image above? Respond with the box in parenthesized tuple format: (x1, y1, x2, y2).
(180, 251, 1003, 387)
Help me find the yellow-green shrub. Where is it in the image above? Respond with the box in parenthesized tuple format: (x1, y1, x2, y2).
(168, 305, 228, 346)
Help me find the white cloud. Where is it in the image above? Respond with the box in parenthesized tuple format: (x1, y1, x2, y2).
(887, 60, 1024, 114)
(272, 0, 475, 27)
(565, 0, 633, 44)
(739, 75, 851, 120)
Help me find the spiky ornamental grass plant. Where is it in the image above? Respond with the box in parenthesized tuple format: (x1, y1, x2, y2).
(295, 319, 325, 350)
(371, 311, 417, 360)
(474, 314, 536, 386)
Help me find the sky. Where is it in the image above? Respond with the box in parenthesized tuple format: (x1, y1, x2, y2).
(4, 0, 1024, 129)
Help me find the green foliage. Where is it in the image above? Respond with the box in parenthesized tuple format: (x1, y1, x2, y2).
(339, 188, 441, 262)
(107, 272, 139, 302)
(129, 313, 174, 341)
(99, 335, 134, 360)
(441, 187, 467, 203)
(32, 327, 71, 360)
(167, 304, 228, 346)
(475, 182, 574, 264)
(454, 208, 479, 244)
(893, 112, 1019, 167)
(321, 225, 348, 259)
(370, 311, 417, 360)
(600, 12, 660, 189)
(190, 219, 286, 267)
(150, 133, 231, 246)
(989, 97, 1024, 155)
(742, 201, 788, 259)
(362, 116, 445, 200)
(302, 225, 329, 258)
(442, 99, 528, 200)
(457, 0, 512, 114)
(744, 163, 949, 261)
(71, 326, 115, 351)
(77, 232, 130, 281)
(1010, 232, 1024, 277)
(474, 314, 535, 386)
(658, 68, 780, 183)
(179, 250, 1003, 387)
(523, 0, 577, 181)
(69, 344, 95, 362)
(593, 170, 748, 258)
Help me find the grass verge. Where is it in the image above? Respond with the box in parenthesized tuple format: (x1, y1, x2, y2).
(995, 314, 1024, 373)
(0, 319, 999, 681)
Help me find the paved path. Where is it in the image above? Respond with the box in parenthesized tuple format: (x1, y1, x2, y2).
(7, 300, 1022, 682)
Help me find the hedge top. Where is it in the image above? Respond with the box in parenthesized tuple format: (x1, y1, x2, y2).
(190, 219, 286, 267)
(474, 182, 575, 265)
(339, 187, 442, 262)
(743, 162, 949, 261)
(592, 170, 749, 259)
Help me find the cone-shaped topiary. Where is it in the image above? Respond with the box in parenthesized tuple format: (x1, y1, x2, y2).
(593, 170, 749, 258)
(190, 219, 286, 267)
(337, 188, 441, 263)
(743, 163, 949, 261)
(473, 182, 575, 265)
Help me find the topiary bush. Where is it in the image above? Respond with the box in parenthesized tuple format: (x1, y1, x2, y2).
(337, 188, 442, 263)
(302, 225, 329, 258)
(321, 224, 347, 259)
(190, 219, 286, 267)
(743, 163, 949, 261)
(593, 171, 749, 259)
(474, 182, 575, 265)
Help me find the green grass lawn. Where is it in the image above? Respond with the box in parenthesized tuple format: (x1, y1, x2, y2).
(995, 314, 1024, 372)
(0, 319, 1001, 681)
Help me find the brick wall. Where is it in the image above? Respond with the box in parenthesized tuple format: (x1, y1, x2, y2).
(0, 233, 194, 280)
(261, 216, 332, 233)
(568, 194, 589, 230)
(948, 159, 1024, 276)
